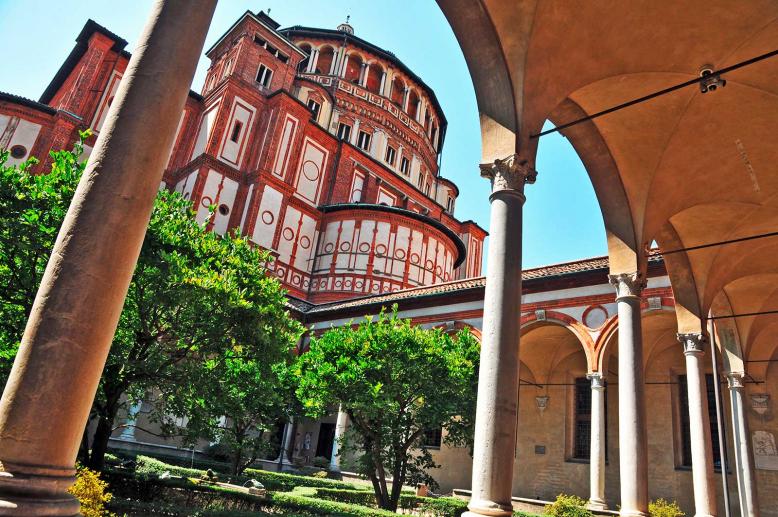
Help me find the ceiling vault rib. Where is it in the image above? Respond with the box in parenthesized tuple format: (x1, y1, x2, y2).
(708, 309, 778, 320)
(530, 48, 778, 139)
(661, 230, 778, 255)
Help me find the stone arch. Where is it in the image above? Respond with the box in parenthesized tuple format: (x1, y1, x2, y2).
(407, 88, 420, 119)
(390, 75, 405, 107)
(520, 310, 595, 374)
(343, 52, 364, 83)
(365, 62, 384, 94)
(316, 45, 336, 75)
(594, 305, 677, 374)
(432, 320, 483, 342)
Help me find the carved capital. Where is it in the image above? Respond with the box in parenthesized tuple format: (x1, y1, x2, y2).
(608, 271, 645, 299)
(677, 333, 707, 355)
(587, 372, 606, 390)
(479, 153, 537, 196)
(727, 372, 745, 390)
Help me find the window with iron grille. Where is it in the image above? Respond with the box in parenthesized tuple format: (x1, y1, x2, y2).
(574, 377, 592, 459)
(357, 130, 371, 151)
(256, 64, 273, 88)
(422, 428, 442, 448)
(307, 99, 321, 123)
(678, 374, 721, 468)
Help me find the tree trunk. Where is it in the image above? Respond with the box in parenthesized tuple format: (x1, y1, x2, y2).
(88, 412, 115, 471)
(77, 424, 91, 465)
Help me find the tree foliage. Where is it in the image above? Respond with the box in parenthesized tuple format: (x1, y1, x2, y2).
(292, 308, 479, 511)
(0, 137, 302, 472)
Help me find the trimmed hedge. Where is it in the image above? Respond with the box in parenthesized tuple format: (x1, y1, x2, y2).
(244, 466, 363, 492)
(311, 488, 378, 507)
(270, 491, 395, 516)
(134, 455, 363, 492)
(399, 495, 469, 516)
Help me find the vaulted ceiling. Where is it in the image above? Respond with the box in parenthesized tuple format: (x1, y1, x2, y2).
(439, 0, 778, 337)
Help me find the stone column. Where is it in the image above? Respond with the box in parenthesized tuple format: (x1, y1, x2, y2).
(588, 373, 608, 510)
(678, 333, 718, 517)
(464, 154, 536, 517)
(278, 420, 294, 464)
(119, 400, 144, 441)
(0, 2, 216, 515)
(727, 373, 759, 517)
(609, 272, 648, 517)
(330, 407, 350, 471)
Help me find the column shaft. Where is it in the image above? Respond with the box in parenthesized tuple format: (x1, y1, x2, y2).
(330, 408, 349, 471)
(728, 374, 759, 517)
(465, 155, 536, 517)
(678, 334, 717, 517)
(0, 1, 216, 514)
(610, 273, 648, 517)
(588, 373, 607, 510)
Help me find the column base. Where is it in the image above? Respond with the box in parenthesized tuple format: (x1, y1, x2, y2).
(619, 510, 647, 517)
(587, 499, 608, 511)
(464, 498, 514, 517)
(0, 462, 79, 516)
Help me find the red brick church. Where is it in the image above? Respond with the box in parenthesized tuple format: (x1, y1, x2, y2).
(0, 10, 486, 304)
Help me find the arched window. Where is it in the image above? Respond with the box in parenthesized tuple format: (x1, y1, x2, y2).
(317, 46, 335, 75)
(407, 89, 419, 119)
(366, 63, 384, 94)
(390, 76, 404, 107)
(344, 53, 363, 84)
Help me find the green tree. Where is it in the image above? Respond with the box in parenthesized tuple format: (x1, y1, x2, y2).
(0, 138, 302, 472)
(293, 308, 480, 511)
(0, 136, 86, 379)
(162, 346, 297, 476)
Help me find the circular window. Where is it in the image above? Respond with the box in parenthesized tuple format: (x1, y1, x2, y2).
(218, 204, 230, 216)
(10, 145, 27, 159)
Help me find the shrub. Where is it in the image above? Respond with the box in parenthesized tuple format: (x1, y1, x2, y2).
(312, 456, 330, 468)
(135, 455, 203, 480)
(270, 491, 396, 516)
(313, 488, 378, 507)
(544, 494, 593, 517)
(242, 467, 361, 491)
(399, 495, 469, 516)
(68, 465, 114, 517)
(649, 499, 684, 517)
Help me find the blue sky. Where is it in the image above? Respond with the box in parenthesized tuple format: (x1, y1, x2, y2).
(0, 0, 607, 269)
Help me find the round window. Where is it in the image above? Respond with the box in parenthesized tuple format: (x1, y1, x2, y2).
(10, 145, 27, 159)
(218, 204, 230, 216)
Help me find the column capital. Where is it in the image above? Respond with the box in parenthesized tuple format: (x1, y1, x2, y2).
(587, 372, 606, 390)
(479, 153, 537, 197)
(608, 271, 645, 299)
(677, 332, 707, 356)
(727, 371, 745, 389)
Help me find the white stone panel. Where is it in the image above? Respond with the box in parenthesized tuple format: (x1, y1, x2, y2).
(5, 119, 41, 165)
(294, 138, 328, 204)
(376, 187, 397, 206)
(219, 97, 255, 166)
(91, 71, 122, 133)
(392, 226, 410, 278)
(211, 175, 238, 235)
(273, 114, 298, 178)
(294, 213, 317, 273)
(191, 103, 219, 160)
(239, 184, 254, 234)
(252, 186, 283, 249)
(277, 206, 301, 265)
(350, 172, 364, 203)
(335, 220, 355, 270)
(355, 220, 374, 272)
(174, 170, 198, 200)
(372, 222, 391, 275)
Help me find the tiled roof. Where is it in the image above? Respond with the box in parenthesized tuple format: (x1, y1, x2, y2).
(292, 252, 664, 315)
